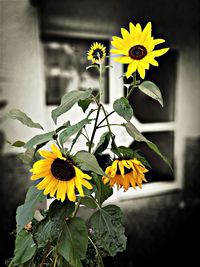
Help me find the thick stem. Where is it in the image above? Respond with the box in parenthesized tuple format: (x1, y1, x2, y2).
(126, 72, 137, 99)
(72, 197, 81, 217)
(88, 104, 101, 153)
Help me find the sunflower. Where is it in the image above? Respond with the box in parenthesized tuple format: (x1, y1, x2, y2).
(111, 22, 169, 79)
(87, 42, 106, 64)
(102, 158, 148, 191)
(30, 143, 93, 202)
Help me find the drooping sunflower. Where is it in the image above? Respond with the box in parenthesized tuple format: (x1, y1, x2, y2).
(30, 143, 93, 202)
(111, 22, 169, 79)
(87, 42, 106, 64)
(102, 158, 148, 190)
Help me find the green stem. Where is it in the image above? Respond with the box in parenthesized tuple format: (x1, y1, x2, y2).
(72, 197, 81, 217)
(96, 110, 115, 128)
(97, 123, 122, 129)
(88, 236, 104, 266)
(53, 254, 58, 267)
(88, 104, 101, 153)
(126, 72, 137, 99)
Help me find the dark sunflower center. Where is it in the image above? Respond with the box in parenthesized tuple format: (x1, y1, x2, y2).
(92, 48, 103, 60)
(51, 158, 75, 181)
(129, 45, 147, 60)
(116, 166, 132, 175)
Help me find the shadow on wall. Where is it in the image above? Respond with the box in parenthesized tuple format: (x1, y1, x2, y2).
(0, 131, 31, 267)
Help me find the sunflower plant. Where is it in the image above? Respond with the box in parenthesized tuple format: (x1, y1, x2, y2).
(7, 22, 171, 267)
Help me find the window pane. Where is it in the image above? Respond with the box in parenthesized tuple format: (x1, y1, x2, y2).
(124, 50, 178, 122)
(130, 131, 174, 182)
(42, 35, 109, 105)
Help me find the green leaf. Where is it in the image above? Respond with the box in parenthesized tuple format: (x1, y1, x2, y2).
(78, 98, 93, 113)
(34, 199, 75, 248)
(113, 97, 133, 121)
(133, 150, 152, 169)
(57, 217, 88, 267)
(88, 205, 127, 257)
(80, 196, 98, 209)
(93, 174, 113, 205)
(52, 89, 92, 123)
(11, 230, 36, 266)
(56, 121, 71, 133)
(138, 81, 163, 107)
(59, 118, 91, 145)
(75, 151, 106, 177)
(123, 122, 172, 170)
(94, 132, 112, 155)
(24, 131, 55, 149)
(16, 186, 46, 233)
(8, 109, 43, 129)
(11, 140, 25, 147)
(117, 146, 135, 158)
(17, 148, 35, 165)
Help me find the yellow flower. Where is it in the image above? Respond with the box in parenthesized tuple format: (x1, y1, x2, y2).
(30, 144, 93, 202)
(102, 159, 148, 190)
(111, 22, 169, 79)
(87, 42, 106, 63)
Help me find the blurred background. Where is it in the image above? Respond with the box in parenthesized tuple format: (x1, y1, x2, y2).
(0, 0, 200, 266)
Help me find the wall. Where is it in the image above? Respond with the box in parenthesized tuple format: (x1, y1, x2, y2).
(0, 0, 200, 266)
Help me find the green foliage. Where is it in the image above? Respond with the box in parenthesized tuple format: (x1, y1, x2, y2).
(34, 199, 75, 248)
(8, 109, 43, 130)
(59, 118, 91, 145)
(78, 98, 93, 113)
(17, 148, 35, 165)
(92, 173, 113, 205)
(24, 131, 56, 149)
(113, 97, 133, 121)
(9, 230, 36, 267)
(16, 186, 46, 233)
(52, 89, 93, 123)
(75, 151, 106, 177)
(80, 196, 98, 209)
(57, 217, 88, 267)
(88, 205, 127, 257)
(8, 140, 25, 147)
(138, 80, 163, 107)
(123, 121, 172, 170)
(94, 132, 112, 155)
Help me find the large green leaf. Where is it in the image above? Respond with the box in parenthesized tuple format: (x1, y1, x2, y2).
(16, 186, 46, 233)
(78, 98, 93, 113)
(52, 89, 92, 123)
(57, 217, 88, 267)
(59, 118, 91, 145)
(123, 122, 172, 170)
(88, 205, 127, 257)
(34, 199, 75, 248)
(138, 81, 163, 107)
(10, 230, 36, 266)
(24, 131, 55, 149)
(92, 173, 113, 206)
(75, 151, 106, 177)
(113, 97, 133, 121)
(94, 132, 112, 155)
(8, 109, 43, 129)
(80, 196, 98, 209)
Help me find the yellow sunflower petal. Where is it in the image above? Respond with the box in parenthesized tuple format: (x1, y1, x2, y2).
(137, 63, 146, 79)
(36, 175, 52, 190)
(123, 173, 131, 191)
(126, 60, 138, 78)
(60, 181, 67, 202)
(114, 56, 133, 64)
(33, 159, 52, 171)
(153, 38, 165, 46)
(118, 161, 125, 177)
(51, 143, 63, 159)
(110, 49, 129, 56)
(82, 179, 93, 190)
(43, 177, 58, 196)
(66, 180, 76, 202)
(129, 22, 135, 37)
(74, 176, 84, 196)
(111, 36, 126, 49)
(39, 149, 57, 159)
(143, 55, 159, 66)
(56, 181, 63, 201)
(151, 48, 169, 57)
(142, 22, 152, 43)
